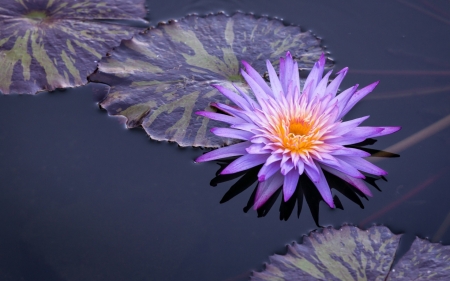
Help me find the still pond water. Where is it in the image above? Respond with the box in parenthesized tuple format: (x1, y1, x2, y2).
(1, 0, 450, 280)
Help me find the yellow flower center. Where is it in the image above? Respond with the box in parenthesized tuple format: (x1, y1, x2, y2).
(289, 120, 311, 136)
(276, 117, 322, 155)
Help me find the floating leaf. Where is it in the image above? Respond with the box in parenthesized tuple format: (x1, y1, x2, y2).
(251, 225, 400, 281)
(387, 237, 450, 280)
(0, 0, 147, 95)
(89, 12, 330, 147)
(252, 225, 450, 281)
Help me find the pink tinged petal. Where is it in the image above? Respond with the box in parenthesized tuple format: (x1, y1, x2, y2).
(195, 141, 250, 162)
(337, 156, 388, 176)
(326, 67, 348, 97)
(258, 160, 281, 181)
(312, 163, 335, 208)
(242, 60, 274, 98)
(332, 116, 370, 135)
(221, 153, 269, 175)
(196, 111, 245, 125)
(340, 81, 379, 117)
(313, 70, 333, 98)
(212, 85, 250, 110)
(336, 85, 358, 119)
(211, 128, 254, 140)
(283, 169, 300, 201)
(304, 53, 326, 97)
(320, 165, 372, 197)
(367, 126, 402, 137)
(246, 143, 271, 154)
(266, 59, 283, 99)
(254, 172, 284, 209)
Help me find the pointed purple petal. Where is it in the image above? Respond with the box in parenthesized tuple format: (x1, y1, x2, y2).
(211, 127, 254, 140)
(283, 169, 300, 201)
(221, 153, 269, 174)
(254, 172, 284, 209)
(242, 60, 274, 98)
(340, 81, 379, 117)
(196, 111, 245, 125)
(241, 69, 270, 104)
(246, 143, 270, 154)
(326, 67, 348, 97)
(304, 159, 320, 183)
(258, 160, 281, 181)
(336, 85, 358, 119)
(318, 155, 365, 179)
(304, 53, 325, 97)
(313, 70, 332, 98)
(331, 147, 371, 157)
(367, 126, 402, 137)
(337, 156, 388, 176)
(332, 116, 369, 135)
(320, 164, 372, 197)
(343, 127, 384, 139)
(312, 163, 335, 208)
(211, 103, 252, 122)
(266, 59, 283, 99)
(195, 141, 250, 162)
(212, 85, 250, 110)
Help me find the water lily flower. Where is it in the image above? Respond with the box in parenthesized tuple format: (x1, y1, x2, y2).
(196, 52, 400, 209)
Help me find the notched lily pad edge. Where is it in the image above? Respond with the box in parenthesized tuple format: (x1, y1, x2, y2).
(250, 223, 449, 280)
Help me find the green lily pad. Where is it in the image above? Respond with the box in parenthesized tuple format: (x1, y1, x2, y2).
(252, 225, 450, 281)
(0, 0, 147, 95)
(89, 12, 329, 147)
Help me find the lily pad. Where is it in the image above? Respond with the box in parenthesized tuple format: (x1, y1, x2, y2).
(387, 237, 450, 280)
(0, 0, 147, 95)
(89, 12, 329, 147)
(251, 225, 450, 281)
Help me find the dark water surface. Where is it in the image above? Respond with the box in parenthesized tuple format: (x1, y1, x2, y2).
(1, 0, 450, 280)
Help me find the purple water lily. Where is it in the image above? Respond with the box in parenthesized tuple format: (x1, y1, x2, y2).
(196, 52, 400, 209)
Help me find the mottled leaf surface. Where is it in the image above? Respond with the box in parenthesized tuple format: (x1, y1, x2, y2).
(251, 225, 400, 281)
(386, 237, 450, 280)
(252, 226, 450, 280)
(89, 13, 329, 147)
(0, 0, 147, 95)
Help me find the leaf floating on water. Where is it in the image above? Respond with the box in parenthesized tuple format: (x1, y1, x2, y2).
(387, 237, 450, 280)
(252, 225, 450, 281)
(0, 0, 147, 95)
(89, 12, 331, 147)
(251, 225, 401, 281)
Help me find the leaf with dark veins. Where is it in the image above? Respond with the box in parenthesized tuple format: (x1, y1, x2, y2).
(89, 12, 331, 147)
(0, 0, 147, 95)
(252, 225, 450, 281)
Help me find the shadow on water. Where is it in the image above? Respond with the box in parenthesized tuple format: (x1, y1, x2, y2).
(209, 139, 399, 227)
